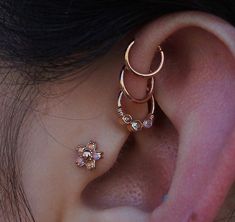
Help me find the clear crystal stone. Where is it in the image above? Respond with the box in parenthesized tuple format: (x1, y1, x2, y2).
(122, 114, 132, 124)
(143, 118, 153, 128)
(131, 121, 142, 131)
(87, 141, 96, 150)
(82, 149, 92, 160)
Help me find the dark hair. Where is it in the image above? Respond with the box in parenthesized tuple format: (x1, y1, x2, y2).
(0, 1, 234, 221)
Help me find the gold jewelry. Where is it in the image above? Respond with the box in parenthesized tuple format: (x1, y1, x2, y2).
(117, 40, 164, 132)
(125, 40, 164, 77)
(75, 141, 103, 170)
(118, 91, 155, 132)
(120, 66, 155, 103)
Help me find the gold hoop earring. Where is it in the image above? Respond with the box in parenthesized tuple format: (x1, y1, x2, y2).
(119, 66, 155, 104)
(125, 40, 164, 77)
(117, 91, 155, 132)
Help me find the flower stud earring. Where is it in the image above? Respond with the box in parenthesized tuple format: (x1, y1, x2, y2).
(75, 141, 103, 170)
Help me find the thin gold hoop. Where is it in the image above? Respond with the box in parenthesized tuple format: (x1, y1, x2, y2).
(117, 91, 155, 132)
(125, 40, 164, 77)
(120, 66, 155, 104)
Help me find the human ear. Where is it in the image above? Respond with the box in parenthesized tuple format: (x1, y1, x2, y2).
(124, 11, 235, 222)
(22, 11, 235, 222)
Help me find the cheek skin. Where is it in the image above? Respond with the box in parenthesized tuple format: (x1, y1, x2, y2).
(19, 50, 124, 221)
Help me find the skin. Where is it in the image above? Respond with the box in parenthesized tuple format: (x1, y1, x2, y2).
(15, 11, 235, 222)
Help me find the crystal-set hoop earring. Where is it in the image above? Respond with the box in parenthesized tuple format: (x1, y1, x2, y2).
(118, 40, 164, 132)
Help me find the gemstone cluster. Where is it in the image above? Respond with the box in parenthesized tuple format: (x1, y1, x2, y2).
(75, 141, 103, 170)
(119, 112, 154, 132)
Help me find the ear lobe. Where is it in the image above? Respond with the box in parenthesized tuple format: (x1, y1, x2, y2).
(127, 11, 235, 222)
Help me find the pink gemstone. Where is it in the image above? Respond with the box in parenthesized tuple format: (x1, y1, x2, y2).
(87, 141, 96, 150)
(93, 152, 102, 160)
(76, 157, 85, 167)
(86, 160, 96, 170)
(76, 146, 84, 153)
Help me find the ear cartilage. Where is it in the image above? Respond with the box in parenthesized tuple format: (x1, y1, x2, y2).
(117, 40, 164, 132)
(75, 141, 103, 170)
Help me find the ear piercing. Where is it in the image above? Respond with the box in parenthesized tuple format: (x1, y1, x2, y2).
(118, 91, 155, 132)
(75, 141, 103, 170)
(125, 41, 164, 77)
(118, 40, 164, 132)
(119, 67, 155, 103)
(75, 41, 163, 171)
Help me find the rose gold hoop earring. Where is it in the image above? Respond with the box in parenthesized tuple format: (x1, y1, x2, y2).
(119, 66, 155, 103)
(125, 40, 164, 77)
(118, 91, 155, 132)
(75, 141, 103, 170)
(117, 40, 164, 132)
